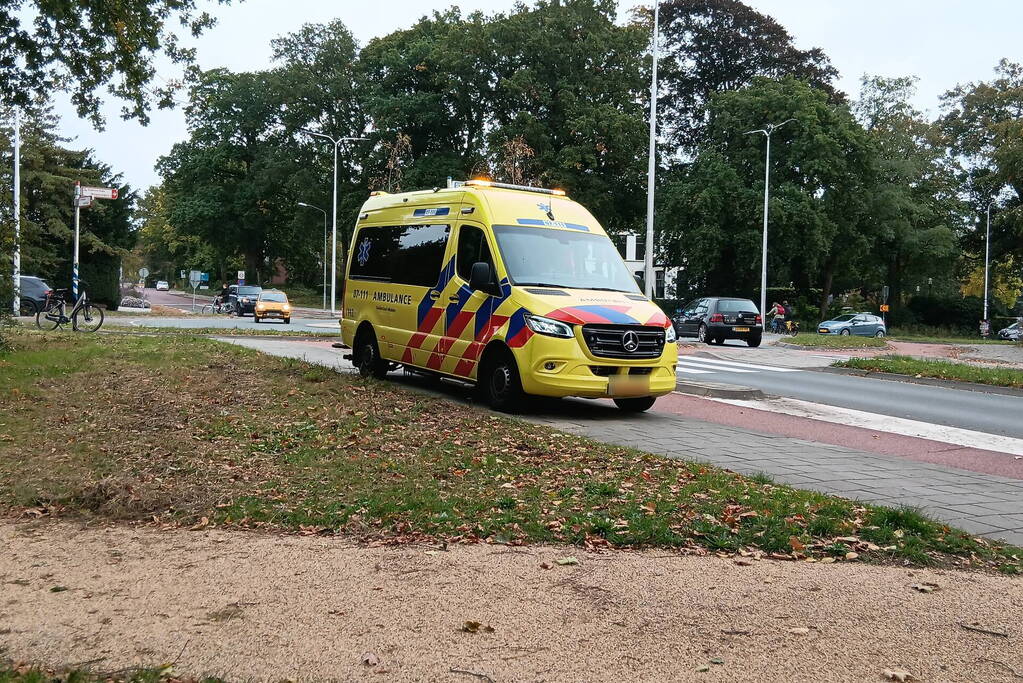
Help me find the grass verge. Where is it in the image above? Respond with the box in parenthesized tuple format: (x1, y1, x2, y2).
(0, 661, 221, 683)
(888, 332, 1014, 346)
(780, 333, 888, 349)
(0, 330, 1018, 572)
(835, 355, 1023, 389)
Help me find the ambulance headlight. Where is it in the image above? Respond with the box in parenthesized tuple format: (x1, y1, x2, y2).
(523, 313, 574, 339)
(665, 325, 677, 343)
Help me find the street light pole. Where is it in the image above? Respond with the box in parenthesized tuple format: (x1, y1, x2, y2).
(301, 130, 367, 316)
(298, 202, 328, 311)
(11, 109, 20, 315)
(983, 202, 992, 323)
(745, 119, 794, 320)
(643, 1, 659, 299)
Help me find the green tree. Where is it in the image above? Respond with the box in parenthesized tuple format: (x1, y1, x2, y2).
(941, 59, 1023, 265)
(1, 0, 235, 127)
(654, 0, 839, 152)
(659, 77, 874, 314)
(487, 0, 649, 234)
(1, 102, 136, 306)
(855, 75, 962, 316)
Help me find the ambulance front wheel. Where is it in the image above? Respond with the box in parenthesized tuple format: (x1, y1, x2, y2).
(355, 328, 388, 379)
(481, 349, 524, 412)
(613, 396, 656, 413)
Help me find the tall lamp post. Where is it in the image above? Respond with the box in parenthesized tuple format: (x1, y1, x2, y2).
(643, 1, 660, 299)
(298, 202, 329, 311)
(301, 130, 367, 316)
(11, 109, 20, 315)
(983, 201, 993, 323)
(745, 118, 794, 319)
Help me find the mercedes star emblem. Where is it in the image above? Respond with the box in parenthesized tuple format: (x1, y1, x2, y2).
(622, 331, 640, 352)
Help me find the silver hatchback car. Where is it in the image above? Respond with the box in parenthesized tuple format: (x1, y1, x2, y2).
(817, 312, 886, 337)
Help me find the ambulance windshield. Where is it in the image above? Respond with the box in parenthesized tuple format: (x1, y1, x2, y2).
(493, 225, 641, 294)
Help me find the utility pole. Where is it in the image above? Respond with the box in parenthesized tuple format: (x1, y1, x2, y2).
(73, 182, 81, 299)
(301, 130, 367, 316)
(643, 2, 659, 299)
(983, 202, 992, 323)
(11, 109, 20, 315)
(298, 202, 329, 311)
(745, 119, 795, 320)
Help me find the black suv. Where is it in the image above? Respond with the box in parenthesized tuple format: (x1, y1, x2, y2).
(16, 275, 52, 316)
(232, 285, 263, 316)
(673, 297, 763, 347)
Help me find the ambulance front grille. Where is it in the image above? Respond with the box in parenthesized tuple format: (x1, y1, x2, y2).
(581, 324, 665, 359)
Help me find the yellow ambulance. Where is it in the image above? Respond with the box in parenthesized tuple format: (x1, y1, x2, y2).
(340, 179, 678, 412)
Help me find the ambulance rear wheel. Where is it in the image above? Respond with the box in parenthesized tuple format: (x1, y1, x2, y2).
(355, 330, 388, 379)
(613, 396, 656, 413)
(482, 350, 523, 412)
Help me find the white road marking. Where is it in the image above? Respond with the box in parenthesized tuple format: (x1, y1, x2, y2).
(706, 395, 1023, 456)
(679, 356, 802, 373)
(675, 366, 716, 375)
(677, 360, 757, 374)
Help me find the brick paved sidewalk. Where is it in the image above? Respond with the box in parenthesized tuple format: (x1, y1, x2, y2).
(224, 337, 1023, 546)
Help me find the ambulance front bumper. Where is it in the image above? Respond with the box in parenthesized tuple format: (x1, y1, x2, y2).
(516, 340, 678, 399)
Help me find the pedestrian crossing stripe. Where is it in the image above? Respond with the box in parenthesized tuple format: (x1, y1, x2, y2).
(676, 356, 802, 374)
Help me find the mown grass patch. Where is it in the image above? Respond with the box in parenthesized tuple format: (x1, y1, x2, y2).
(0, 330, 1018, 572)
(0, 661, 222, 683)
(781, 333, 888, 349)
(835, 354, 1023, 389)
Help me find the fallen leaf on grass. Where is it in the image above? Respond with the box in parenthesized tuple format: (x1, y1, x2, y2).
(695, 665, 710, 673)
(710, 658, 724, 665)
(734, 558, 754, 566)
(189, 516, 209, 531)
(882, 668, 913, 682)
(910, 582, 939, 593)
(789, 536, 805, 552)
(788, 627, 810, 635)
(819, 557, 836, 564)
(540, 562, 553, 570)
(845, 552, 859, 560)
(555, 556, 579, 566)
(460, 621, 495, 634)
(360, 652, 380, 666)
(49, 586, 68, 593)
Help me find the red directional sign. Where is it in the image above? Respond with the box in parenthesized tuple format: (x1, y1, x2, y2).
(80, 185, 118, 200)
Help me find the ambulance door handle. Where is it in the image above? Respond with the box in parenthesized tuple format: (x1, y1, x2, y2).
(447, 295, 460, 304)
(429, 289, 441, 300)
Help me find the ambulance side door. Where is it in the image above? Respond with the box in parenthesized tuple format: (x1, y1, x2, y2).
(445, 222, 502, 376)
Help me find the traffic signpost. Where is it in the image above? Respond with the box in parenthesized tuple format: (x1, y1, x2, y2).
(189, 270, 202, 310)
(72, 182, 119, 298)
(237, 270, 245, 286)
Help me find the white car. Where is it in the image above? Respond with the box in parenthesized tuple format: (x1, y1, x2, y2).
(155, 280, 169, 291)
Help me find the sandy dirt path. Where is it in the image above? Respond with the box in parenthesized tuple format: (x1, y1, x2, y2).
(1, 522, 1021, 682)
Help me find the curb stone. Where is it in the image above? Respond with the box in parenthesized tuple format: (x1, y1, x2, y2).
(674, 381, 764, 400)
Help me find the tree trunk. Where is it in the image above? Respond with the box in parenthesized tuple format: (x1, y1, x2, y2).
(245, 250, 262, 285)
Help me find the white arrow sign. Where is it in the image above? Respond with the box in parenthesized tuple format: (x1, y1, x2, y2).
(80, 185, 118, 200)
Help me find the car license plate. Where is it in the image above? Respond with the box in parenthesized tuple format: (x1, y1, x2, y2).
(609, 375, 649, 397)
(733, 327, 749, 332)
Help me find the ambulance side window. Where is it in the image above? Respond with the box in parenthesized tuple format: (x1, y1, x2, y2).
(456, 225, 495, 282)
(390, 224, 450, 287)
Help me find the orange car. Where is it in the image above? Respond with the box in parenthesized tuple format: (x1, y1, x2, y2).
(254, 290, 292, 324)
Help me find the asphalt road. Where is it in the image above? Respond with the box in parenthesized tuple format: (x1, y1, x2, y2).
(678, 352, 1023, 439)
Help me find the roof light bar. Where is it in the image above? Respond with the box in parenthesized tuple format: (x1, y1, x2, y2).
(462, 179, 567, 196)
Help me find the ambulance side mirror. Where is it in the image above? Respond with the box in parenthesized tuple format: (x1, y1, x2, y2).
(470, 262, 495, 294)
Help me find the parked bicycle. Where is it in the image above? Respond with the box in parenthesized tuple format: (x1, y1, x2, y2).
(783, 319, 800, 337)
(36, 286, 104, 332)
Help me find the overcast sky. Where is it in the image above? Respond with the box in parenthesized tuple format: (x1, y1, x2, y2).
(52, 0, 1023, 192)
